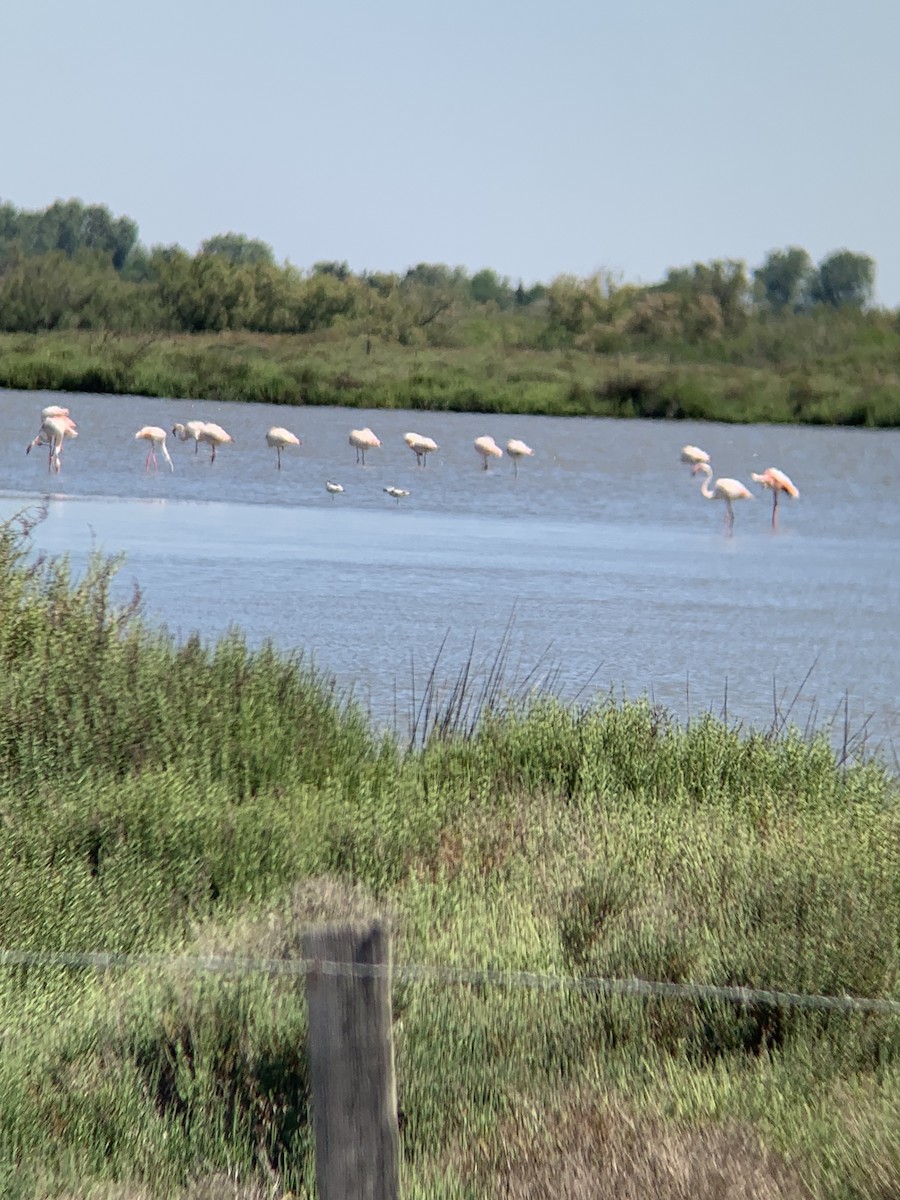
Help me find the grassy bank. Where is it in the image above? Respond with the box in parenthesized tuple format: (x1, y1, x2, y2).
(2, 329, 899, 426)
(0, 508, 898, 1198)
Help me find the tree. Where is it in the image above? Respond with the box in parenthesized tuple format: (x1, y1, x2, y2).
(200, 233, 275, 267)
(809, 250, 875, 309)
(470, 268, 514, 307)
(754, 247, 814, 312)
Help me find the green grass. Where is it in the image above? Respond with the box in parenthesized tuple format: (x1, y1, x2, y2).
(0, 509, 897, 1197)
(2, 328, 899, 426)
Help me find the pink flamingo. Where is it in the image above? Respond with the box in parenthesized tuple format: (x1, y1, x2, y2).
(404, 432, 438, 466)
(693, 462, 753, 536)
(680, 444, 710, 467)
(349, 427, 381, 466)
(26, 414, 78, 474)
(135, 426, 174, 472)
(751, 467, 799, 529)
(266, 426, 302, 470)
(474, 436, 503, 470)
(172, 420, 207, 454)
(197, 422, 233, 464)
(506, 439, 534, 476)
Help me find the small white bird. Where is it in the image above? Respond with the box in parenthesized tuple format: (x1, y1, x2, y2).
(506, 439, 534, 476)
(266, 426, 302, 470)
(325, 480, 344, 499)
(135, 425, 174, 472)
(404, 432, 439, 467)
(474, 436, 503, 470)
(349, 427, 381, 466)
(384, 486, 410, 504)
(172, 420, 207, 454)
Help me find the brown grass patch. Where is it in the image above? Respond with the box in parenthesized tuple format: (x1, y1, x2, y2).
(465, 1091, 813, 1200)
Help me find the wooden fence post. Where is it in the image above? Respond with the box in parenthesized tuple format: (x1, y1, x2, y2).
(303, 920, 399, 1200)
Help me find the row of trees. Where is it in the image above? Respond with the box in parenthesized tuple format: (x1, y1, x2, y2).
(0, 198, 881, 345)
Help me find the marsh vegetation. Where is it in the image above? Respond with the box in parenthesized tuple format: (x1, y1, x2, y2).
(0, 509, 897, 1197)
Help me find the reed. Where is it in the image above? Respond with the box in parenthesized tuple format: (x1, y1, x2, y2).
(2, 329, 899, 426)
(0, 511, 897, 1197)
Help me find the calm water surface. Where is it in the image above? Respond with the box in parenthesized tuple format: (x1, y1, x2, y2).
(3, 388, 898, 760)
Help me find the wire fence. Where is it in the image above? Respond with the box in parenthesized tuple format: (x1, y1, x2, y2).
(2, 947, 899, 1016)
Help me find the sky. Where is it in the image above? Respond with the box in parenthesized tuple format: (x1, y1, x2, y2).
(5, 0, 900, 304)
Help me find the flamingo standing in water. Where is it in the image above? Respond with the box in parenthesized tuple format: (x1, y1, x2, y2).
(474, 436, 503, 470)
(197, 422, 233, 464)
(693, 462, 753, 536)
(506, 438, 534, 476)
(266, 426, 301, 470)
(26, 413, 78, 473)
(404, 432, 438, 467)
(172, 420, 207, 454)
(349, 427, 381, 465)
(135, 426, 174, 472)
(680, 444, 710, 467)
(751, 467, 799, 529)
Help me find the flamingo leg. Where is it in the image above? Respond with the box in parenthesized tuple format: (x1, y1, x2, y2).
(725, 500, 735, 536)
(210, 443, 217, 464)
(276, 447, 282, 470)
(772, 491, 779, 530)
(513, 458, 519, 477)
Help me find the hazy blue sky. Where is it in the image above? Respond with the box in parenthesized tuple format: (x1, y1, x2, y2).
(6, 0, 899, 302)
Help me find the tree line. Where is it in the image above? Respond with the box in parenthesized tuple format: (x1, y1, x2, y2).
(0, 197, 881, 349)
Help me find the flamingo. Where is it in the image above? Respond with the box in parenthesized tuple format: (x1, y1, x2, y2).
(172, 420, 207, 454)
(681, 444, 710, 466)
(751, 467, 799, 530)
(197, 422, 233, 464)
(325, 480, 344, 499)
(404, 432, 439, 467)
(384, 486, 410, 504)
(266, 426, 301, 470)
(41, 405, 72, 420)
(135, 426, 174, 472)
(474, 436, 503, 470)
(26, 414, 78, 473)
(506, 439, 534, 476)
(349, 427, 381, 466)
(692, 462, 753, 536)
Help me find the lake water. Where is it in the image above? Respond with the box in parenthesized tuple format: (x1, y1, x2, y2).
(3, 388, 898, 763)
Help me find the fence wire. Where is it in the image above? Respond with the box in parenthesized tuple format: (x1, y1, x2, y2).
(1, 947, 899, 1016)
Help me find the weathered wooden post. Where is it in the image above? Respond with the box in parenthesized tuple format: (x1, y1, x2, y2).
(303, 920, 400, 1200)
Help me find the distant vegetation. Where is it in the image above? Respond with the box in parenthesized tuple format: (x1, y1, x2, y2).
(0, 196, 898, 425)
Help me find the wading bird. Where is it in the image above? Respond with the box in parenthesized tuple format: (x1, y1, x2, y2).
(41, 405, 72, 420)
(384, 486, 410, 504)
(680, 444, 710, 466)
(404, 432, 439, 467)
(197, 422, 233, 464)
(26, 413, 78, 474)
(474, 435, 503, 470)
(751, 467, 799, 530)
(325, 480, 344, 499)
(135, 425, 174, 472)
(693, 462, 753, 536)
(506, 438, 534, 476)
(349, 427, 381, 465)
(172, 420, 207, 453)
(266, 426, 301, 470)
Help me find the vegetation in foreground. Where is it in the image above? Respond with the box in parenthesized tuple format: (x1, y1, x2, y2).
(1, 198, 899, 426)
(0, 508, 898, 1199)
